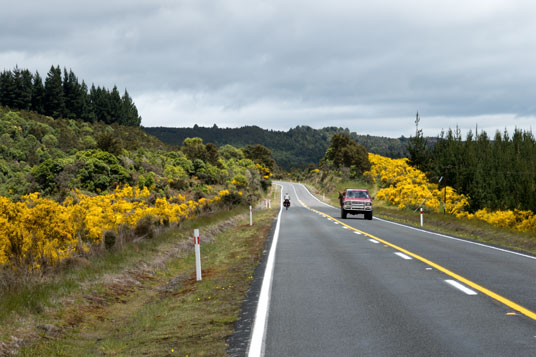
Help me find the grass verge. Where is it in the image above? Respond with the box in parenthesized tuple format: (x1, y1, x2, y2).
(1, 194, 279, 356)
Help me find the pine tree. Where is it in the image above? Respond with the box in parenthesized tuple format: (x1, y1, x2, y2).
(121, 90, 141, 126)
(407, 112, 429, 170)
(109, 85, 123, 124)
(12, 67, 33, 110)
(31, 71, 46, 114)
(79, 81, 96, 122)
(0, 70, 15, 107)
(44, 65, 66, 118)
(90, 85, 112, 123)
(63, 68, 82, 119)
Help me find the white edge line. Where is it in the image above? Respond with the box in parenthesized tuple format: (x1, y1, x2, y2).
(395, 252, 413, 260)
(248, 184, 283, 357)
(445, 279, 478, 295)
(373, 216, 536, 261)
(297, 183, 536, 262)
(298, 183, 336, 208)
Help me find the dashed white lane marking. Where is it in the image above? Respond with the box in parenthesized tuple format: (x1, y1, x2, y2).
(445, 280, 478, 295)
(426, 267, 433, 270)
(395, 252, 413, 260)
(327, 218, 333, 221)
(369, 239, 380, 244)
(334, 222, 339, 225)
(354, 231, 362, 235)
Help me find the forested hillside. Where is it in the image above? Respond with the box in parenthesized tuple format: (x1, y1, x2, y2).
(145, 125, 408, 170)
(0, 65, 141, 126)
(410, 127, 536, 212)
(0, 107, 272, 270)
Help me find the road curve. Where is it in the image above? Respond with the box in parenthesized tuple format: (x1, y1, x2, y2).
(251, 181, 536, 356)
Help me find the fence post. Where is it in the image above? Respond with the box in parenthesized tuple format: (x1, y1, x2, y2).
(194, 229, 202, 281)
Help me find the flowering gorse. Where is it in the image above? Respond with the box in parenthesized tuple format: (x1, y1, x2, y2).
(365, 153, 536, 233)
(456, 209, 536, 233)
(364, 153, 469, 213)
(0, 185, 232, 269)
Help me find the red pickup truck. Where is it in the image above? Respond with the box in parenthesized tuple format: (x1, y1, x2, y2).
(339, 188, 373, 220)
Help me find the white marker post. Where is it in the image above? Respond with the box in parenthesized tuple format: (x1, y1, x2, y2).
(420, 208, 423, 227)
(194, 229, 202, 281)
(250, 205, 253, 226)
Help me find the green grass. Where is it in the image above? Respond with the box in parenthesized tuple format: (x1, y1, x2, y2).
(3, 193, 279, 356)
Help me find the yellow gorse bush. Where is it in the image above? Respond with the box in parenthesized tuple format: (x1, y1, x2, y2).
(0, 185, 232, 269)
(364, 153, 469, 214)
(365, 153, 536, 233)
(456, 209, 536, 233)
(255, 163, 272, 179)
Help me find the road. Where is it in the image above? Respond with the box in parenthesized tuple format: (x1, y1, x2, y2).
(250, 181, 536, 356)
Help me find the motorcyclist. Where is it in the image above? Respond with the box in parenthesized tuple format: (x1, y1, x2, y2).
(283, 193, 290, 209)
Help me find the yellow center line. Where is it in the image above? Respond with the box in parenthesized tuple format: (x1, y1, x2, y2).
(298, 199, 536, 321)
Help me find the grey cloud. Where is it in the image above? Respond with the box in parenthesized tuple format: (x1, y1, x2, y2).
(2, 0, 536, 137)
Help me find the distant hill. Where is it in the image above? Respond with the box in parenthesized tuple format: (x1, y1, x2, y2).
(144, 125, 409, 170)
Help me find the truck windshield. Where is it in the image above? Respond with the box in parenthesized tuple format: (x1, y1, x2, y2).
(348, 191, 369, 199)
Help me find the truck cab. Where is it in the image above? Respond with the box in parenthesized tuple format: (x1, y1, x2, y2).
(339, 188, 373, 220)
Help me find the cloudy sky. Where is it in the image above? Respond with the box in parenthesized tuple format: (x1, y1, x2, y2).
(2, 0, 536, 137)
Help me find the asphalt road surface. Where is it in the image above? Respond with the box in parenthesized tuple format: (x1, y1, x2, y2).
(251, 181, 536, 356)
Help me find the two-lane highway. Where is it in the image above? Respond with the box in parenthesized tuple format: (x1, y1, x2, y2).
(250, 182, 536, 356)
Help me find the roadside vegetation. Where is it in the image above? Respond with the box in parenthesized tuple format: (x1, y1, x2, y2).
(408, 119, 536, 213)
(0, 107, 275, 271)
(1, 196, 278, 356)
(0, 102, 280, 354)
(300, 132, 536, 256)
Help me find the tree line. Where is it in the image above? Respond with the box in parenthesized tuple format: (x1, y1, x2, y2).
(0, 65, 141, 126)
(145, 125, 407, 170)
(409, 126, 536, 212)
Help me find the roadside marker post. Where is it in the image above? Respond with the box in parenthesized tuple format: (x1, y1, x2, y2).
(194, 229, 202, 281)
(250, 205, 253, 226)
(420, 208, 423, 227)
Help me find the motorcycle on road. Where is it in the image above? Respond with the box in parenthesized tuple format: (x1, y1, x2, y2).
(283, 199, 290, 210)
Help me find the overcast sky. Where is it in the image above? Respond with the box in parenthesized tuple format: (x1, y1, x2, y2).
(2, 0, 536, 137)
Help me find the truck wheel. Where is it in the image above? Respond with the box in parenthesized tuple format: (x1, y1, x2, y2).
(341, 208, 347, 219)
(366, 212, 373, 220)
